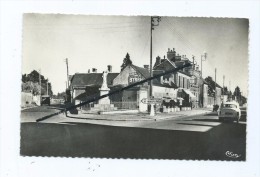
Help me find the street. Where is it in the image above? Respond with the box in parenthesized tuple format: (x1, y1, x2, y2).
(20, 106, 246, 161)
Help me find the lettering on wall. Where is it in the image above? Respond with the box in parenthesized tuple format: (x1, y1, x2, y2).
(128, 72, 143, 84)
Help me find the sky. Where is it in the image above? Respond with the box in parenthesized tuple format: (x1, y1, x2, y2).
(22, 14, 248, 96)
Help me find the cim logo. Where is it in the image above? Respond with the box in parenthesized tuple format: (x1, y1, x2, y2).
(225, 151, 241, 158)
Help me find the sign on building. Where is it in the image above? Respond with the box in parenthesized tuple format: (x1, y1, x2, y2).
(128, 72, 143, 84)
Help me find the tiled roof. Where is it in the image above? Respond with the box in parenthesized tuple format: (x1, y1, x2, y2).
(131, 64, 150, 78)
(70, 73, 119, 87)
(153, 81, 178, 89)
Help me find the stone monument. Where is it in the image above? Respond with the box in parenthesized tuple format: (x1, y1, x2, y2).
(99, 71, 111, 104)
(90, 71, 117, 113)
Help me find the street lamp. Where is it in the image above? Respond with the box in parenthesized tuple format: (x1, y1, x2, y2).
(149, 16, 161, 116)
(200, 52, 207, 108)
(200, 51, 207, 78)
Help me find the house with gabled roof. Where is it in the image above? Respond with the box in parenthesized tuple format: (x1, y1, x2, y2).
(70, 71, 119, 100)
(153, 48, 197, 107)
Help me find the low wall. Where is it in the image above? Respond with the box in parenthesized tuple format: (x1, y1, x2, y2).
(21, 92, 33, 106)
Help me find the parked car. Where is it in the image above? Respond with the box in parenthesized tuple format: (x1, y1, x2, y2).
(218, 102, 241, 123)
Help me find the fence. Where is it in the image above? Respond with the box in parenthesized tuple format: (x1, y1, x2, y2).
(80, 102, 95, 110)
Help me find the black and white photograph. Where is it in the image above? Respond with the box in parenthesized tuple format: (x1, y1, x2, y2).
(20, 14, 248, 160)
(1, 1, 260, 177)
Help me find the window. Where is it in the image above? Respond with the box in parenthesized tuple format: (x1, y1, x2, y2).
(224, 104, 237, 108)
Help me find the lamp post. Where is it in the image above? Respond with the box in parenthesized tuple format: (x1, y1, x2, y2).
(200, 52, 207, 78)
(200, 52, 207, 108)
(149, 16, 161, 116)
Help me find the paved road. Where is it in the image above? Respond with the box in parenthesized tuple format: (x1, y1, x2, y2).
(20, 106, 246, 160)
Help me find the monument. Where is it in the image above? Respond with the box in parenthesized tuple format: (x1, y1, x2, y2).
(98, 71, 111, 104)
(90, 71, 117, 113)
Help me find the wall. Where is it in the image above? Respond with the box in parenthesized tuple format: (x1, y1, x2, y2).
(176, 72, 191, 89)
(153, 86, 177, 99)
(203, 84, 208, 107)
(73, 88, 85, 99)
(21, 92, 33, 106)
(113, 66, 135, 86)
(215, 87, 222, 105)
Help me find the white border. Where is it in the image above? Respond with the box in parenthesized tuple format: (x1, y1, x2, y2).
(0, 1, 259, 177)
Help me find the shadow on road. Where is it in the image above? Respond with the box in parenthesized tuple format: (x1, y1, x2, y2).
(191, 118, 220, 122)
(20, 120, 246, 161)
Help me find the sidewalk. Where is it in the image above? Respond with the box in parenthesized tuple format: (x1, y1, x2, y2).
(21, 104, 38, 111)
(67, 108, 213, 121)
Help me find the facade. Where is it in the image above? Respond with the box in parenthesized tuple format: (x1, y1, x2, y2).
(153, 48, 196, 108)
(69, 47, 224, 112)
(70, 69, 119, 100)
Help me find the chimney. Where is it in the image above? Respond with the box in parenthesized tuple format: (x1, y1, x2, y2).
(167, 47, 176, 62)
(107, 65, 112, 72)
(88, 69, 90, 73)
(156, 56, 161, 65)
(175, 53, 181, 61)
(92, 68, 97, 73)
(164, 55, 165, 59)
(144, 65, 149, 70)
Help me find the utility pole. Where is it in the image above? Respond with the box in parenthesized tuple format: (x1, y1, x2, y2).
(192, 55, 195, 70)
(47, 80, 48, 95)
(222, 75, 225, 101)
(200, 52, 207, 108)
(200, 52, 207, 78)
(39, 69, 42, 105)
(229, 80, 231, 100)
(39, 69, 41, 96)
(65, 58, 69, 89)
(214, 68, 217, 105)
(149, 16, 161, 116)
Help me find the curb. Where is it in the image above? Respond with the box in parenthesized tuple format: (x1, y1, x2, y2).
(67, 110, 213, 122)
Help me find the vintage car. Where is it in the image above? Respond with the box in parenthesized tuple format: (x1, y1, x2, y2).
(218, 102, 241, 123)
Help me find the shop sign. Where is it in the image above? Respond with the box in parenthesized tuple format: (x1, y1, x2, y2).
(128, 72, 143, 84)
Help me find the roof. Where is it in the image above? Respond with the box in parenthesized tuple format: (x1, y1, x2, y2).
(153, 58, 192, 77)
(70, 73, 119, 87)
(131, 64, 150, 78)
(153, 81, 178, 89)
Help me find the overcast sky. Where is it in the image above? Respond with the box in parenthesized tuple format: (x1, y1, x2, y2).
(22, 14, 248, 96)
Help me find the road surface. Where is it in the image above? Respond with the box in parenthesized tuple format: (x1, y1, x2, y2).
(20, 106, 246, 160)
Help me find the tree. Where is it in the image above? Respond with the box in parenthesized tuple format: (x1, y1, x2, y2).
(233, 86, 241, 103)
(21, 70, 53, 96)
(120, 53, 132, 71)
(204, 76, 215, 97)
(222, 86, 229, 95)
(65, 88, 71, 103)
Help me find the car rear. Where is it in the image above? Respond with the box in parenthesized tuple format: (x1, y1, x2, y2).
(219, 108, 239, 120)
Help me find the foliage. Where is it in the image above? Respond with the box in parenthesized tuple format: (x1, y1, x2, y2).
(65, 88, 71, 103)
(204, 76, 216, 97)
(120, 53, 132, 71)
(52, 92, 66, 99)
(22, 70, 53, 96)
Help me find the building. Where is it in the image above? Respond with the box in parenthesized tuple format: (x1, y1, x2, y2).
(70, 66, 119, 100)
(153, 48, 196, 108)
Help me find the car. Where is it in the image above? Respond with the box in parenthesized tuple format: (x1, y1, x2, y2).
(41, 95, 50, 106)
(218, 102, 241, 123)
